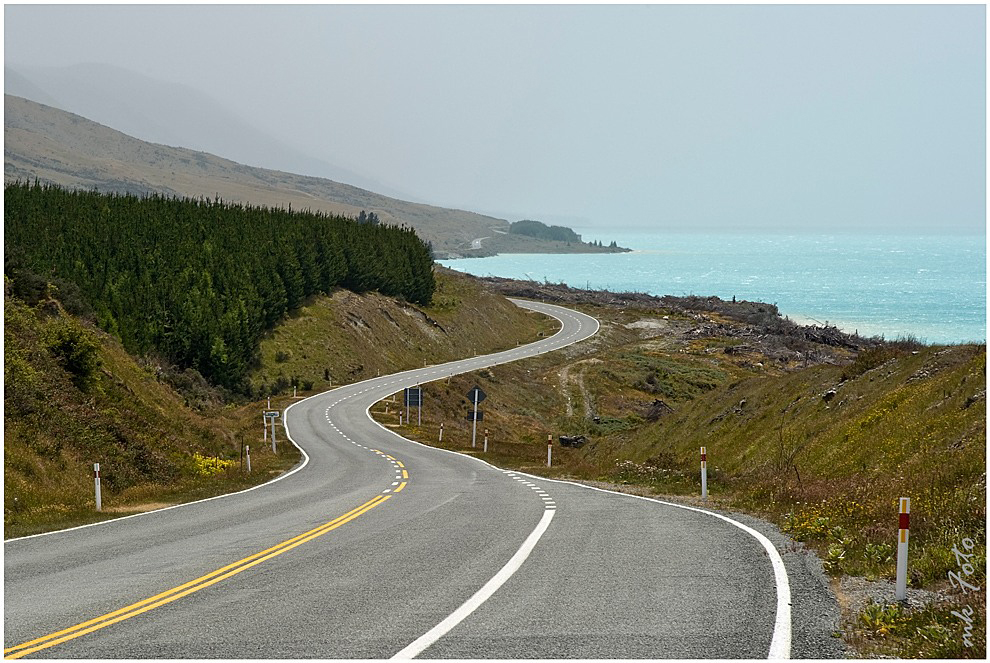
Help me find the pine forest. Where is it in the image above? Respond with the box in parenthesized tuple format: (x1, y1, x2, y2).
(4, 182, 436, 392)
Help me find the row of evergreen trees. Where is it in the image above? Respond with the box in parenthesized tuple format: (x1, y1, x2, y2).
(4, 182, 435, 391)
(508, 219, 582, 243)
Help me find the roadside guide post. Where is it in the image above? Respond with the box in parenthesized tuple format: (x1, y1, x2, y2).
(701, 447, 708, 500)
(484, 428, 489, 453)
(264, 397, 270, 448)
(471, 390, 479, 447)
(547, 434, 553, 467)
(246, 445, 251, 473)
(896, 497, 910, 601)
(93, 463, 102, 512)
(439, 423, 444, 442)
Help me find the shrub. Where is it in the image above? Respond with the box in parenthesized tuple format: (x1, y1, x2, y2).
(42, 317, 100, 390)
(191, 452, 235, 477)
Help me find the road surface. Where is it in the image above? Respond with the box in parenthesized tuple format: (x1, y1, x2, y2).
(4, 299, 840, 659)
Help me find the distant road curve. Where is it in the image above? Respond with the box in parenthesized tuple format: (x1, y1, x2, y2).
(3, 299, 823, 659)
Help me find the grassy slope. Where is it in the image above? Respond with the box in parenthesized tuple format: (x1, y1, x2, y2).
(251, 268, 553, 393)
(4, 293, 299, 538)
(369, 299, 986, 658)
(3, 268, 547, 539)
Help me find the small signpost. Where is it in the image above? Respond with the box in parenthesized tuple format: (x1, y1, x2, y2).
(405, 387, 423, 426)
(467, 386, 487, 448)
(264, 410, 280, 453)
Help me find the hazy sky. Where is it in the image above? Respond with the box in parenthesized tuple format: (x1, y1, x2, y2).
(4, 3, 986, 234)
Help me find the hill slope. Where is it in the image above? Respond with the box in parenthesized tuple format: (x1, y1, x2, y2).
(4, 94, 506, 255)
(5, 94, 623, 257)
(5, 63, 410, 199)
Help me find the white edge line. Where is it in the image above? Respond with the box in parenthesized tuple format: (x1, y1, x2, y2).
(3, 393, 322, 544)
(391, 508, 556, 660)
(372, 407, 792, 659)
(507, 469, 793, 659)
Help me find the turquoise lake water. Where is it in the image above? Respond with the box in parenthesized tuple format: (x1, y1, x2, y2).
(439, 232, 986, 345)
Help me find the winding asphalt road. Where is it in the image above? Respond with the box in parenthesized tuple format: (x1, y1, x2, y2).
(4, 299, 839, 659)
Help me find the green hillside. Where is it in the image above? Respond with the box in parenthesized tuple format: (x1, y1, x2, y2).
(3, 289, 300, 538)
(5, 182, 435, 391)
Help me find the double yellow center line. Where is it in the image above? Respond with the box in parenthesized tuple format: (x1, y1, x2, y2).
(5, 493, 393, 659)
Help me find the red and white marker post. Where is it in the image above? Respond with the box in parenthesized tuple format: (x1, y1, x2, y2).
(93, 462, 102, 512)
(547, 434, 553, 467)
(896, 497, 910, 601)
(700, 447, 708, 500)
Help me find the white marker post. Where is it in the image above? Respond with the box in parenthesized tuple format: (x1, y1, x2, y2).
(399, 412, 403, 426)
(439, 423, 444, 442)
(484, 428, 489, 453)
(246, 445, 251, 473)
(896, 497, 910, 601)
(270, 415, 277, 454)
(701, 447, 708, 500)
(93, 463, 102, 512)
(547, 434, 553, 467)
(471, 390, 479, 448)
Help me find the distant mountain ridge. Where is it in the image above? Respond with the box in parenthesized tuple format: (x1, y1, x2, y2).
(4, 94, 629, 257)
(4, 94, 511, 255)
(4, 63, 415, 200)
